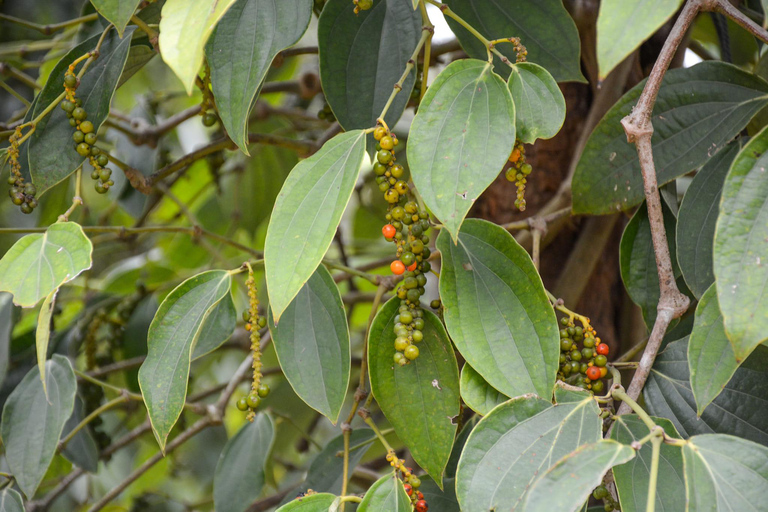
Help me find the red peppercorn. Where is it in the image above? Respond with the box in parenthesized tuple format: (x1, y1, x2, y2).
(407, 261, 418, 272)
(391, 260, 406, 275)
(382, 224, 397, 239)
(403, 483, 413, 496)
(586, 366, 601, 381)
(596, 343, 609, 356)
(415, 500, 428, 512)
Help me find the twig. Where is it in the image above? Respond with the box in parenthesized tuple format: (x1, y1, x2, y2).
(713, 0, 768, 44)
(0, 12, 99, 35)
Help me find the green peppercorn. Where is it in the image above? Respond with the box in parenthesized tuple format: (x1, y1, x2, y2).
(72, 107, 87, 121)
(76, 143, 91, 157)
(73, 131, 85, 143)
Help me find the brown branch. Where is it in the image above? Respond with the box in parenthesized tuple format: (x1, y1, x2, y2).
(713, 0, 768, 44)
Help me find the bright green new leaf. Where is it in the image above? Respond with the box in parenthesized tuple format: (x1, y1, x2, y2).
(508, 62, 565, 143)
(0, 355, 76, 498)
(268, 265, 350, 423)
(158, 0, 238, 94)
(645, 338, 768, 444)
(35, 289, 56, 397)
(611, 415, 686, 512)
(573, 62, 768, 215)
(265, 130, 366, 322)
(688, 284, 741, 415)
(437, 219, 559, 398)
(713, 125, 768, 360)
(213, 414, 274, 512)
(276, 494, 337, 512)
(596, 0, 683, 79)
(0, 222, 92, 308)
(29, 29, 135, 194)
(358, 472, 411, 512)
(677, 141, 738, 299)
(206, 0, 312, 153)
(524, 440, 636, 512)
(683, 434, 768, 511)
(0, 489, 24, 512)
(460, 364, 508, 416)
(318, 0, 421, 131)
(0, 293, 12, 387)
(90, 0, 142, 36)
(139, 270, 233, 450)
(456, 395, 601, 510)
(442, 0, 583, 82)
(408, 60, 515, 239)
(368, 298, 460, 484)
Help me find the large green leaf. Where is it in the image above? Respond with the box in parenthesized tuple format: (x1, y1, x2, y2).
(0, 293, 12, 387)
(713, 126, 768, 360)
(158, 0, 237, 93)
(206, 0, 312, 153)
(276, 494, 337, 512)
(688, 284, 741, 415)
(460, 364, 508, 416)
(0, 222, 93, 308)
(318, 0, 421, 131)
(508, 62, 565, 143)
(265, 130, 366, 322)
(138, 270, 233, 450)
(419, 476, 460, 512)
(455, 395, 601, 511)
(0, 355, 76, 498)
(0, 489, 24, 512)
(408, 60, 515, 239)
(358, 472, 411, 512)
(213, 413, 274, 512)
(35, 290, 57, 396)
(596, 0, 683, 79)
(28, 28, 135, 194)
(644, 338, 768, 444)
(524, 440, 636, 512)
(572, 62, 768, 215)
(368, 297, 460, 484)
(90, 0, 141, 36)
(683, 434, 768, 511)
(437, 219, 559, 399)
(620, 201, 679, 328)
(611, 415, 686, 512)
(677, 141, 738, 299)
(442, 0, 583, 82)
(268, 265, 350, 423)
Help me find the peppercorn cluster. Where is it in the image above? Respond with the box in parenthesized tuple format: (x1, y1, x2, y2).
(385, 450, 428, 512)
(199, 60, 218, 128)
(556, 316, 610, 393)
(504, 140, 531, 211)
(60, 67, 113, 193)
(375, 126, 432, 365)
(5, 128, 37, 214)
(236, 266, 271, 420)
(592, 484, 620, 511)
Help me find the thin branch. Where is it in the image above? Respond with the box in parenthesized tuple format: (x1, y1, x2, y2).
(713, 0, 768, 44)
(0, 12, 99, 35)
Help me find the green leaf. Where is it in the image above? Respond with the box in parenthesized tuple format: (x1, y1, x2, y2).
(138, 270, 233, 450)
(90, 0, 141, 36)
(276, 494, 337, 512)
(318, 0, 421, 131)
(408, 60, 515, 239)
(620, 201, 679, 328)
(508, 62, 565, 143)
(0, 355, 76, 498)
(688, 284, 741, 415)
(596, 0, 683, 79)
(644, 338, 768, 444)
(713, 125, 768, 360)
(213, 413, 274, 512)
(35, 289, 57, 397)
(611, 415, 686, 512)
(265, 130, 366, 322)
(28, 28, 135, 194)
(442, 0, 583, 82)
(0, 222, 93, 308)
(419, 476, 460, 512)
(572, 62, 768, 215)
(455, 395, 601, 510)
(268, 265, 350, 423)
(0, 489, 24, 512)
(358, 472, 411, 512)
(158, 0, 238, 94)
(437, 219, 559, 398)
(677, 141, 738, 299)
(524, 440, 636, 512)
(60, 396, 100, 473)
(460, 364, 508, 416)
(683, 434, 768, 511)
(368, 297, 460, 484)
(206, 0, 312, 153)
(0, 293, 12, 387)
